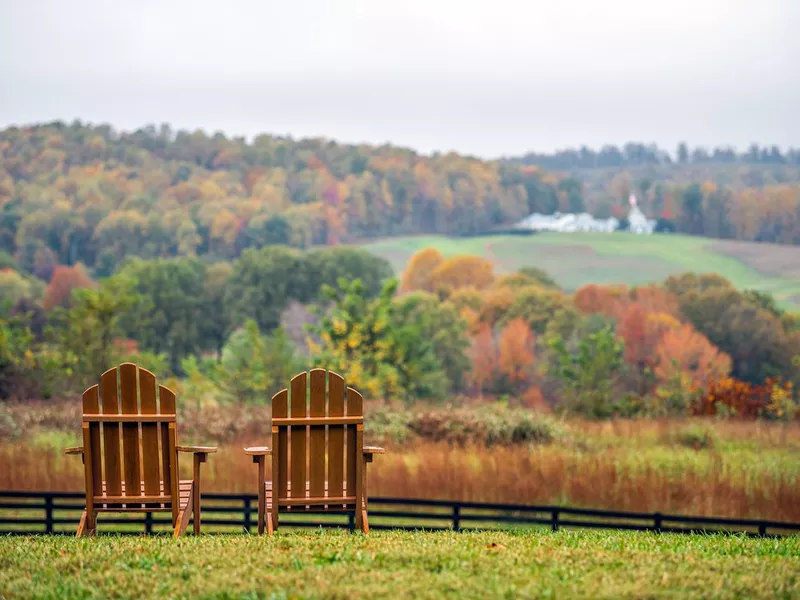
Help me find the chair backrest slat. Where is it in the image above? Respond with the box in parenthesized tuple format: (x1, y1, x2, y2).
(159, 385, 177, 501)
(81, 385, 103, 497)
(289, 372, 308, 501)
(139, 368, 161, 497)
(308, 368, 326, 498)
(345, 386, 363, 498)
(119, 363, 141, 498)
(327, 372, 346, 499)
(100, 368, 122, 496)
(272, 389, 289, 500)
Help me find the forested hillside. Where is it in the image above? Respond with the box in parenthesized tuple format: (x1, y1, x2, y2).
(2, 123, 800, 288)
(0, 121, 567, 278)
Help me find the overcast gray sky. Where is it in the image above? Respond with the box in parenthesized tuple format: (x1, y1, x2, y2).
(1, 0, 798, 158)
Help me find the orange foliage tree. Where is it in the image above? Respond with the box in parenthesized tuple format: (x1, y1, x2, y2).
(654, 324, 732, 390)
(572, 284, 627, 318)
(430, 255, 495, 296)
(497, 318, 536, 392)
(42, 264, 95, 311)
(399, 247, 445, 293)
(466, 324, 498, 397)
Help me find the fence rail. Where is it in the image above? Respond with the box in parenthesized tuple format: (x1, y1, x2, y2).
(1, 491, 799, 537)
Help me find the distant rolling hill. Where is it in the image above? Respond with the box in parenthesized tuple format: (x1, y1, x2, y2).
(360, 232, 800, 310)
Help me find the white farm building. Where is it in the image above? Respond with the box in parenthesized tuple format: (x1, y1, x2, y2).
(514, 194, 656, 235)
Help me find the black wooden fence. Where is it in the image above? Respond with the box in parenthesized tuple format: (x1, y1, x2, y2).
(2, 491, 799, 537)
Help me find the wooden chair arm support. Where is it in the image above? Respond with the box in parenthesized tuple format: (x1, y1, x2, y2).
(244, 446, 272, 456)
(363, 446, 385, 463)
(177, 445, 218, 455)
(244, 446, 272, 465)
(65, 446, 84, 455)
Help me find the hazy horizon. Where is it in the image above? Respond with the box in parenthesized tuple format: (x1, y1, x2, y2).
(1, 0, 798, 159)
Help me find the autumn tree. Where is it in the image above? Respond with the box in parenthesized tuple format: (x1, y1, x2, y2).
(497, 318, 536, 393)
(399, 247, 444, 293)
(467, 324, 498, 398)
(429, 255, 495, 296)
(666, 274, 800, 384)
(573, 284, 627, 318)
(654, 324, 732, 389)
(42, 264, 94, 311)
(307, 278, 447, 401)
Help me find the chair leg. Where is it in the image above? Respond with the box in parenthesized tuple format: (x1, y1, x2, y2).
(193, 485, 201, 536)
(76, 511, 87, 537)
(269, 497, 278, 534)
(257, 480, 266, 535)
(193, 455, 202, 536)
(77, 510, 98, 537)
(173, 488, 194, 538)
(361, 509, 369, 534)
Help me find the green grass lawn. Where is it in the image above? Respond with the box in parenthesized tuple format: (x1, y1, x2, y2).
(360, 233, 800, 309)
(1, 531, 798, 599)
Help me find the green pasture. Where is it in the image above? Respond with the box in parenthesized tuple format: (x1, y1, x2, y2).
(360, 232, 800, 308)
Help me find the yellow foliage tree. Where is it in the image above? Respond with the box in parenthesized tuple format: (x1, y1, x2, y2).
(429, 255, 495, 296)
(399, 247, 445, 293)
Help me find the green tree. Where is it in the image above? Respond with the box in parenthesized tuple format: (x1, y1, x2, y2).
(200, 262, 233, 360)
(115, 257, 206, 373)
(517, 267, 560, 290)
(0, 312, 37, 399)
(205, 320, 302, 403)
(501, 286, 577, 334)
(390, 292, 470, 393)
(306, 247, 393, 300)
(548, 325, 626, 418)
(53, 276, 137, 389)
(224, 247, 311, 334)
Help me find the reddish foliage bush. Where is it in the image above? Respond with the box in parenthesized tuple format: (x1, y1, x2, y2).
(694, 377, 797, 420)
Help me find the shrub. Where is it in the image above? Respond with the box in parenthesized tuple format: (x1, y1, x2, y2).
(672, 424, 717, 451)
(406, 404, 564, 446)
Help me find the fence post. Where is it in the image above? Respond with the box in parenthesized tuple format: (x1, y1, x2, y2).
(243, 497, 252, 533)
(44, 494, 53, 534)
(452, 504, 461, 531)
(348, 512, 356, 531)
(653, 512, 662, 534)
(145, 511, 153, 534)
(551, 509, 559, 532)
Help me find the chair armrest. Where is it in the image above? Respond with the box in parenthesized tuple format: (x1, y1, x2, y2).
(244, 446, 272, 456)
(65, 446, 84, 455)
(363, 446, 384, 463)
(177, 445, 218, 454)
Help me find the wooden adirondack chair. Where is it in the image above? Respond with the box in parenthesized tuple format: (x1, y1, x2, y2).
(65, 363, 217, 537)
(244, 369, 384, 534)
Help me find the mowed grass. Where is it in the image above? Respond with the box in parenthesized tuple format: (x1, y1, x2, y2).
(360, 232, 800, 308)
(1, 530, 798, 599)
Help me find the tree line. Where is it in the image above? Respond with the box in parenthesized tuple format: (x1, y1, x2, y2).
(2, 245, 798, 420)
(511, 142, 800, 170)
